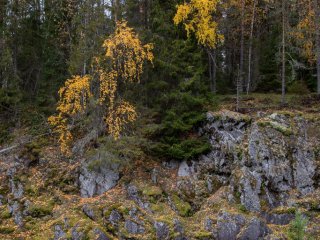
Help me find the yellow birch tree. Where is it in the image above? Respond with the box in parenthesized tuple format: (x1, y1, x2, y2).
(173, 0, 223, 49)
(49, 21, 153, 155)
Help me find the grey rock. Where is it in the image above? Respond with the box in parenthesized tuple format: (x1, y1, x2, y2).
(205, 111, 248, 151)
(127, 185, 151, 212)
(129, 207, 138, 219)
(162, 160, 180, 169)
(127, 184, 139, 200)
(151, 168, 159, 184)
(240, 168, 261, 212)
(12, 181, 24, 199)
(54, 225, 66, 240)
(174, 237, 189, 240)
(125, 219, 145, 234)
(108, 210, 122, 226)
(94, 228, 110, 240)
(178, 161, 195, 177)
(237, 218, 270, 240)
(248, 123, 293, 193)
(7, 167, 24, 199)
(71, 225, 85, 240)
(14, 211, 23, 227)
(216, 211, 246, 240)
(264, 213, 295, 225)
(82, 204, 95, 220)
(204, 217, 213, 232)
(79, 162, 119, 198)
(173, 218, 189, 239)
(22, 200, 31, 216)
(8, 201, 19, 214)
(173, 219, 184, 234)
(0, 195, 3, 206)
(292, 137, 315, 196)
(154, 221, 170, 240)
(8, 200, 23, 227)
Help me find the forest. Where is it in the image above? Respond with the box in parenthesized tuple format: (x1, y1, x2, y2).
(0, 0, 320, 239)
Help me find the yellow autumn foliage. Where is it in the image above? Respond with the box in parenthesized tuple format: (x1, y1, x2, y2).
(173, 0, 223, 49)
(105, 100, 138, 140)
(49, 21, 153, 155)
(48, 75, 92, 155)
(103, 21, 154, 84)
(291, 0, 316, 63)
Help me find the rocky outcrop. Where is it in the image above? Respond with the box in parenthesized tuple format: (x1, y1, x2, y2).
(1, 109, 319, 240)
(79, 162, 119, 198)
(177, 110, 318, 214)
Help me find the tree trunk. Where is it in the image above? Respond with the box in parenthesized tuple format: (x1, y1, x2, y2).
(113, 0, 120, 22)
(208, 51, 213, 92)
(239, 0, 245, 93)
(246, 0, 256, 94)
(315, 0, 320, 95)
(236, 64, 241, 112)
(213, 49, 217, 94)
(281, 0, 286, 105)
(207, 49, 217, 94)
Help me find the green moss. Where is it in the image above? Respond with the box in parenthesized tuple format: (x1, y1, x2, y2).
(260, 200, 269, 211)
(194, 231, 212, 239)
(238, 204, 248, 213)
(143, 186, 163, 203)
(25, 184, 39, 196)
(0, 209, 11, 219)
(0, 226, 15, 234)
(103, 203, 126, 218)
(172, 194, 191, 217)
(29, 203, 53, 218)
(309, 201, 320, 212)
(151, 203, 165, 212)
(0, 186, 8, 195)
(271, 207, 296, 215)
(257, 120, 293, 136)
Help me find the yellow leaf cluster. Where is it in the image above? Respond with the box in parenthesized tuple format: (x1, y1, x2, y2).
(99, 21, 153, 140)
(173, 0, 223, 49)
(103, 21, 154, 83)
(49, 21, 153, 155)
(291, 0, 316, 63)
(57, 75, 92, 115)
(49, 75, 92, 155)
(105, 101, 138, 140)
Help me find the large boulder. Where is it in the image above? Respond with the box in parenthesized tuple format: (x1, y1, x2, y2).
(237, 218, 270, 240)
(79, 162, 119, 198)
(215, 211, 246, 240)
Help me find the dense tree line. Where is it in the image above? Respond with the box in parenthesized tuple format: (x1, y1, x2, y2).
(0, 0, 319, 157)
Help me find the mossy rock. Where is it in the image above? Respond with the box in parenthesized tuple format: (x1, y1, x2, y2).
(103, 203, 129, 218)
(172, 194, 192, 217)
(257, 120, 293, 136)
